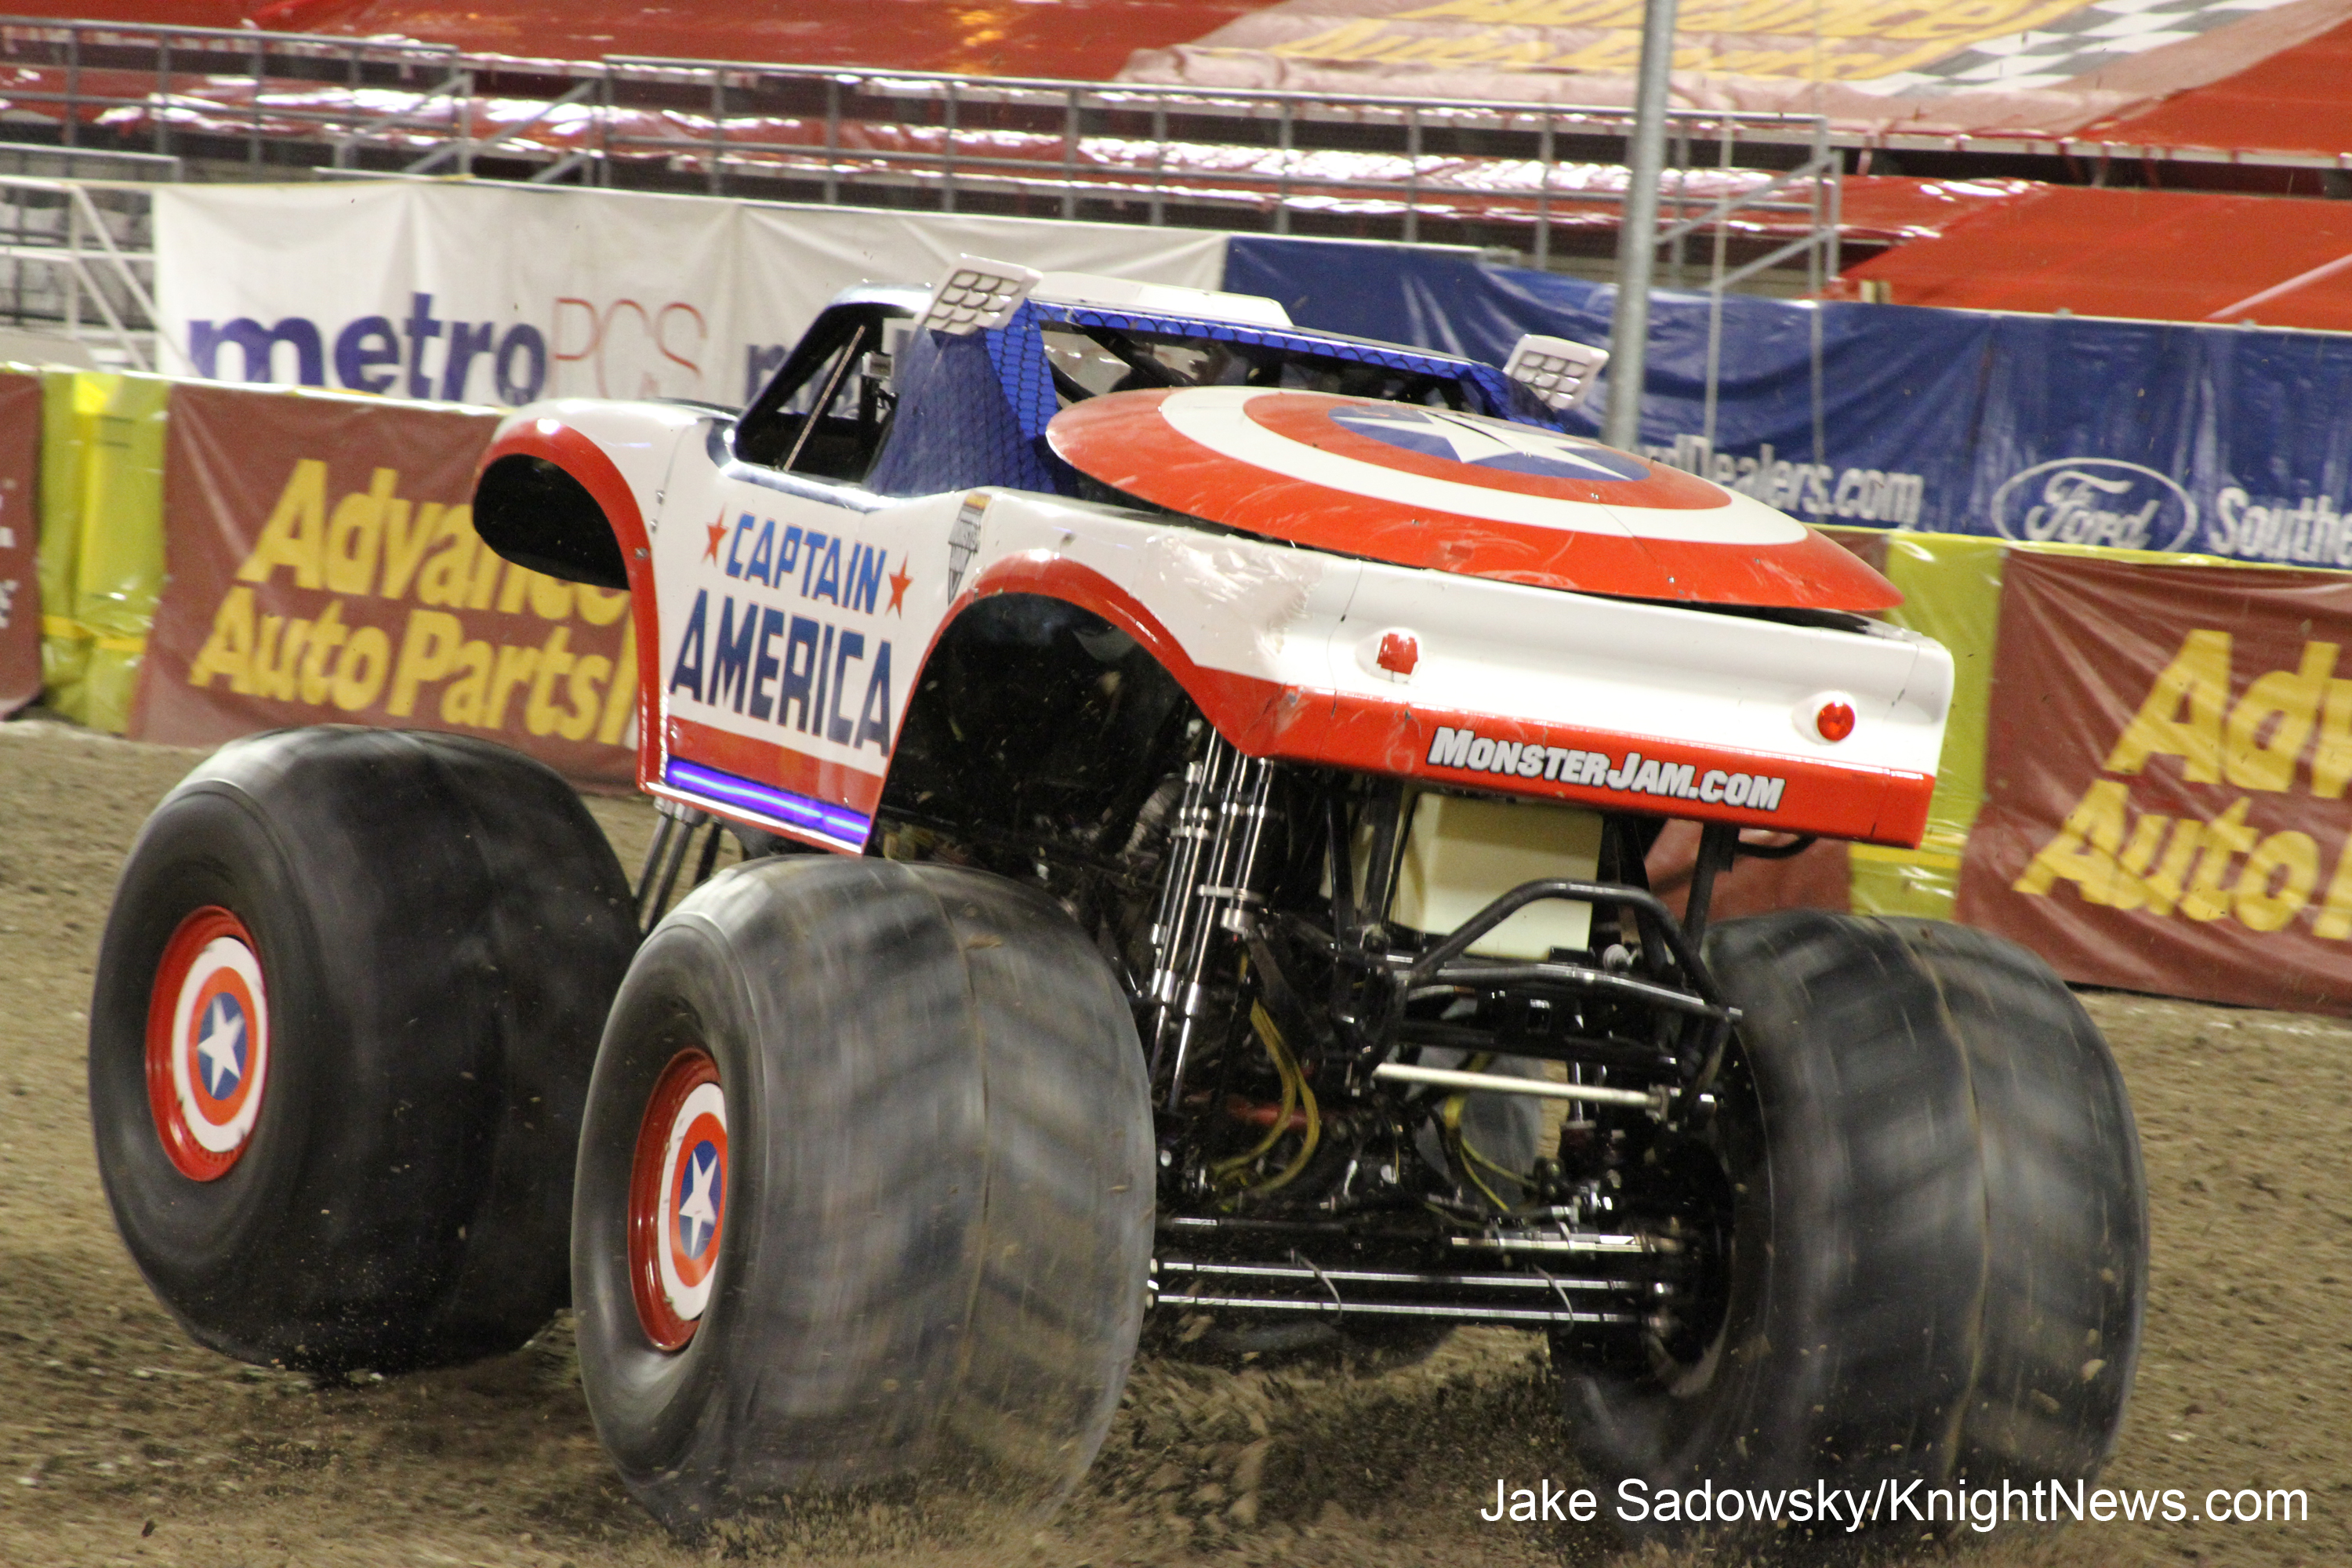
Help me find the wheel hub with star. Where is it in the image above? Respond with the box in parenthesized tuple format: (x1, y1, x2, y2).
(627, 1048, 729, 1351)
(144, 906, 270, 1182)
(1044, 387, 1896, 612)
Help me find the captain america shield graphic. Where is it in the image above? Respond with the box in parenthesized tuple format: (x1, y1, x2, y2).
(1324, 403, 1651, 484)
(1044, 386, 1902, 612)
(629, 1050, 728, 1349)
(143, 906, 269, 1181)
(660, 1090, 728, 1306)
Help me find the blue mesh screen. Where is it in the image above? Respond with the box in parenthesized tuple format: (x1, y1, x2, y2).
(866, 322, 1063, 499)
(866, 299, 1552, 501)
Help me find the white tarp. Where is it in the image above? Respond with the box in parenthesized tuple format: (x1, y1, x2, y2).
(154, 181, 1231, 409)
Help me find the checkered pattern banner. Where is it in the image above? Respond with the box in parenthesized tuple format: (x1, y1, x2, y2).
(1868, 0, 2303, 96)
(1121, 0, 2352, 144)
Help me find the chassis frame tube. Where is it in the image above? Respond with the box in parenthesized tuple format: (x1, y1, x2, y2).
(1372, 1061, 1665, 1110)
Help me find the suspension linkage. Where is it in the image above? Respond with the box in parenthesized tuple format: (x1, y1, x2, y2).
(1389, 876, 1740, 1109)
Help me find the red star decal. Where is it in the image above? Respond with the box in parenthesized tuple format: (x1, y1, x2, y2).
(886, 556, 913, 615)
(702, 513, 727, 564)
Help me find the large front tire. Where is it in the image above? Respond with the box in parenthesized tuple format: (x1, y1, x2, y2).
(572, 856, 1153, 1536)
(89, 728, 638, 1374)
(1558, 911, 2147, 1541)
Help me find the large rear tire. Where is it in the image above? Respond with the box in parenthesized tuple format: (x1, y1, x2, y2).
(1556, 911, 2146, 1542)
(572, 855, 1153, 1537)
(89, 728, 637, 1374)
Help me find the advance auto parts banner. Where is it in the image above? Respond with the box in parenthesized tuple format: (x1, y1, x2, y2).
(132, 383, 637, 786)
(1956, 551, 2352, 1014)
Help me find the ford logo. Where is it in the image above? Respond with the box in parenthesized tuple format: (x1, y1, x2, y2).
(1990, 459, 2199, 553)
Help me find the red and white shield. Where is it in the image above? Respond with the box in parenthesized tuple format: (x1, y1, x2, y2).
(1046, 387, 1898, 612)
(629, 1050, 728, 1350)
(144, 907, 269, 1181)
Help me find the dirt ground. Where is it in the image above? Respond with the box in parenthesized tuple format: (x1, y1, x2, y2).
(0, 717, 2343, 1568)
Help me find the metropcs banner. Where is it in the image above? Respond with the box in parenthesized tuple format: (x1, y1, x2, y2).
(131, 383, 638, 785)
(154, 182, 1230, 413)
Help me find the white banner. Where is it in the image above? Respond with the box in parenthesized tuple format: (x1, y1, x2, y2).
(154, 182, 1231, 410)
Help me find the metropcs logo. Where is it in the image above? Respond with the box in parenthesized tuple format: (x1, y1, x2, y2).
(1991, 459, 2199, 553)
(189, 291, 714, 406)
(1427, 726, 1788, 811)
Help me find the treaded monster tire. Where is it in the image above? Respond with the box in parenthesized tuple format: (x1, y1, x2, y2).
(1555, 910, 2147, 1542)
(89, 727, 637, 1374)
(572, 855, 1154, 1537)
(1879, 916, 2148, 1483)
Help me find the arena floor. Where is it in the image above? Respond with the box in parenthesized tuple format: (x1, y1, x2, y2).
(0, 718, 2342, 1568)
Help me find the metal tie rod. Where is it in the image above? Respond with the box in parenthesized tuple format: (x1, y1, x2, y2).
(1156, 1257, 1632, 1294)
(1150, 1291, 1635, 1327)
(1373, 1062, 1664, 1110)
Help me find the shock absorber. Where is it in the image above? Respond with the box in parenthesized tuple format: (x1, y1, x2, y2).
(1144, 729, 1276, 1110)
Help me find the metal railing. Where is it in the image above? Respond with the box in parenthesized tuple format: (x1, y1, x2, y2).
(0, 18, 1838, 277)
(0, 172, 169, 372)
(572, 60, 1841, 273)
(0, 16, 1843, 420)
(0, 19, 463, 171)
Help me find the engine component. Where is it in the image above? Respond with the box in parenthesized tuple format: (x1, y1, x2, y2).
(1386, 790, 1603, 958)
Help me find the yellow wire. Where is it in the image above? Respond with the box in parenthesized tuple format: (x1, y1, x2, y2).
(1214, 1002, 1322, 1197)
(1461, 1134, 1530, 1190)
(1210, 1000, 1295, 1185)
(1253, 1006, 1320, 1196)
(1208, 957, 1288, 1183)
(1440, 1092, 1518, 1212)
(1437, 1051, 1522, 1211)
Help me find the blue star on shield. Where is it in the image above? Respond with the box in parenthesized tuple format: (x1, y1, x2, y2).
(1328, 405, 1648, 483)
(676, 1142, 722, 1259)
(194, 993, 246, 1099)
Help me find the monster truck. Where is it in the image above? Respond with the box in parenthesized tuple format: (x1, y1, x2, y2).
(89, 259, 2147, 1543)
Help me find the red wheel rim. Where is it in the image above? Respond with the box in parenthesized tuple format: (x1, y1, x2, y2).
(627, 1048, 728, 1352)
(144, 906, 270, 1182)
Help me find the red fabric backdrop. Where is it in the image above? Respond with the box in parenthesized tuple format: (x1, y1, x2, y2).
(56, 1, 1272, 78)
(0, 374, 42, 716)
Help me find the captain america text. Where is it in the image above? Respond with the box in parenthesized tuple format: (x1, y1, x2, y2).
(717, 514, 890, 613)
(666, 590, 894, 755)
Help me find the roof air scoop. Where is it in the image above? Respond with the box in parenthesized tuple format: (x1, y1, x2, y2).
(919, 256, 1041, 336)
(1504, 334, 1610, 413)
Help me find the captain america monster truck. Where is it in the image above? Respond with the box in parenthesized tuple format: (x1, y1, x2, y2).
(88, 259, 2145, 1547)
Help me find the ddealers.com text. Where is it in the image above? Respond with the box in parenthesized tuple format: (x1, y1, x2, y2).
(1480, 1476, 2310, 1533)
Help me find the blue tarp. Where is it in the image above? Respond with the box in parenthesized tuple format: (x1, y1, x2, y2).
(1225, 236, 2352, 569)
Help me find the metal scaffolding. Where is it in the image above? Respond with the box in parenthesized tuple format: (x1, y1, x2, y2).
(0, 16, 1844, 406)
